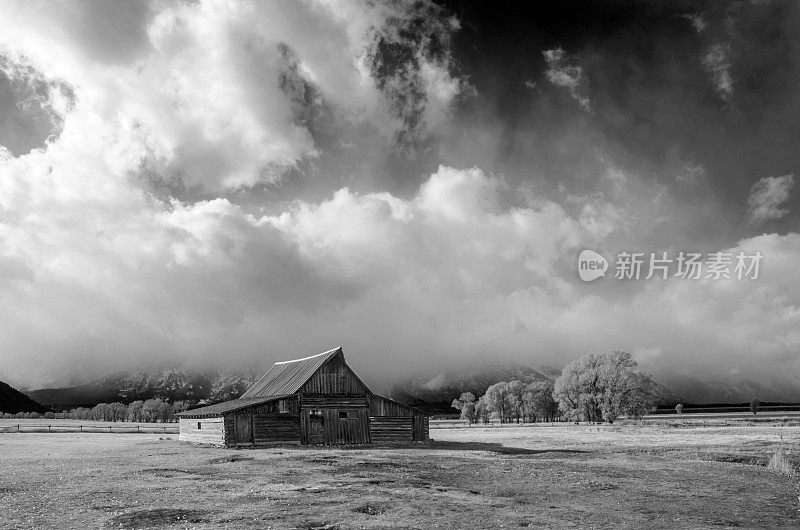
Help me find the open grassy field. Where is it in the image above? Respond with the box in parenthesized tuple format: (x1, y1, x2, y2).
(1, 424, 799, 529)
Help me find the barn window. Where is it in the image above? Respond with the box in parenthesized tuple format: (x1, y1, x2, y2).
(278, 400, 289, 414)
(309, 410, 323, 417)
(197, 422, 202, 429)
(338, 411, 355, 420)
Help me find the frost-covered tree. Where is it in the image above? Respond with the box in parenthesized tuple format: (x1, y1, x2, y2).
(142, 398, 169, 422)
(451, 392, 477, 424)
(127, 400, 144, 422)
(505, 381, 527, 423)
(109, 402, 128, 422)
(474, 396, 489, 424)
(524, 380, 558, 422)
(553, 351, 654, 423)
(484, 382, 515, 423)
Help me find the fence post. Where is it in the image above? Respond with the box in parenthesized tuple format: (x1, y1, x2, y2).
(48, 425, 51, 433)
(80, 425, 82, 432)
(137, 426, 140, 433)
(109, 426, 112, 433)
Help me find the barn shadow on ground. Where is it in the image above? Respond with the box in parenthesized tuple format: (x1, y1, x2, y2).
(336, 440, 588, 456)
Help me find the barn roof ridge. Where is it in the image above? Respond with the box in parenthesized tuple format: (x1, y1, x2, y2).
(239, 346, 357, 399)
(273, 346, 342, 365)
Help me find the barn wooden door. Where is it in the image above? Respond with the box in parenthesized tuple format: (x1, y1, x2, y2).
(308, 414, 325, 444)
(234, 414, 253, 445)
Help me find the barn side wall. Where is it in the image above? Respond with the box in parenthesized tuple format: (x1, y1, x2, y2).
(179, 417, 226, 446)
(368, 395, 429, 443)
(231, 396, 301, 446)
(299, 395, 370, 445)
(252, 414, 300, 445)
(299, 408, 370, 445)
(370, 416, 413, 442)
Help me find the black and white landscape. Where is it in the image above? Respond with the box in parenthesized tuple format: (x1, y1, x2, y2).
(1, 1, 799, 528)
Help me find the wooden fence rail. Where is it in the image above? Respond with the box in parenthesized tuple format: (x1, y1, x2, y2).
(430, 417, 800, 429)
(0, 424, 179, 434)
(429, 421, 566, 429)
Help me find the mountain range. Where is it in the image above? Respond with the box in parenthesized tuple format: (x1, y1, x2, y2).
(0, 380, 47, 414)
(14, 361, 796, 413)
(657, 372, 800, 404)
(23, 363, 563, 413)
(24, 367, 258, 410)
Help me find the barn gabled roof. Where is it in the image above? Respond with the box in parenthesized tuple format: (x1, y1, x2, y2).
(240, 346, 369, 398)
(176, 395, 292, 418)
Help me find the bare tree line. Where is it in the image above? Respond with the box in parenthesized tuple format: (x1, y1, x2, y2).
(452, 379, 560, 424)
(453, 351, 656, 424)
(1, 398, 189, 422)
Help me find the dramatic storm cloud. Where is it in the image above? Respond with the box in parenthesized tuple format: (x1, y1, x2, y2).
(0, 0, 799, 397)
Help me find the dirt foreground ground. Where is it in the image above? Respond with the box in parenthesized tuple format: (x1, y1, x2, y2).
(1, 425, 798, 529)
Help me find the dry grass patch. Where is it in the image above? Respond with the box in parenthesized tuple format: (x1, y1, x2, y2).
(207, 454, 255, 464)
(352, 502, 391, 515)
(107, 508, 210, 528)
(767, 447, 797, 478)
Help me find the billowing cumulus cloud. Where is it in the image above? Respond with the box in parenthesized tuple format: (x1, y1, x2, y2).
(0, 1, 799, 400)
(0, 56, 74, 156)
(0, 0, 464, 191)
(747, 175, 794, 225)
(2, 130, 799, 393)
(0, 153, 589, 384)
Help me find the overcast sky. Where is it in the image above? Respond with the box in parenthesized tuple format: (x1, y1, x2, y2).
(0, 0, 798, 392)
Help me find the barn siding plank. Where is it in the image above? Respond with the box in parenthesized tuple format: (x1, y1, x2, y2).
(369, 416, 413, 443)
(252, 414, 300, 444)
(179, 417, 227, 446)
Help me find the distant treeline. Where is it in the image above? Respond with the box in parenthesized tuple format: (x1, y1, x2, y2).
(454, 351, 656, 424)
(452, 380, 560, 424)
(653, 403, 800, 414)
(0, 397, 188, 422)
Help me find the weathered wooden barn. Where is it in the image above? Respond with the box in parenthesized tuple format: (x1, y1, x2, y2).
(177, 347, 429, 447)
